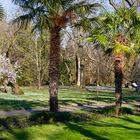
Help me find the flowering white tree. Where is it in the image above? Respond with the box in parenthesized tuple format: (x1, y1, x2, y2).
(0, 54, 20, 84)
(0, 54, 23, 95)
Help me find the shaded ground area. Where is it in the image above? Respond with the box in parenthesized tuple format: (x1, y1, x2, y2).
(0, 87, 139, 111)
(0, 114, 140, 140)
(0, 98, 48, 111)
(0, 101, 139, 116)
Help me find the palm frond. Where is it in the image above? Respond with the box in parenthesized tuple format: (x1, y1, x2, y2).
(74, 17, 100, 31)
(13, 13, 34, 29)
(113, 42, 131, 54)
(67, 2, 102, 16)
(12, 0, 102, 31)
(87, 5, 140, 55)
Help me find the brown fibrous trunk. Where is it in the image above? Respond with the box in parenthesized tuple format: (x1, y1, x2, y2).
(114, 53, 123, 115)
(49, 26, 60, 112)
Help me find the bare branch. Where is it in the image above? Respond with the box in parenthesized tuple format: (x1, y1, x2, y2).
(108, 0, 118, 11)
(125, 0, 133, 7)
(87, 49, 132, 82)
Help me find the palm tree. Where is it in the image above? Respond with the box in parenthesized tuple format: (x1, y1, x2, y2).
(88, 7, 140, 115)
(12, 0, 99, 112)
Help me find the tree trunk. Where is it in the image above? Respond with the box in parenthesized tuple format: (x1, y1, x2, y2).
(49, 26, 60, 112)
(35, 39, 41, 89)
(0, 77, 8, 93)
(134, 56, 140, 92)
(81, 64, 84, 88)
(75, 54, 81, 87)
(75, 55, 78, 85)
(89, 62, 93, 84)
(2, 77, 8, 93)
(136, 80, 140, 92)
(9, 82, 24, 95)
(114, 53, 123, 115)
(77, 54, 81, 87)
(80, 60, 85, 88)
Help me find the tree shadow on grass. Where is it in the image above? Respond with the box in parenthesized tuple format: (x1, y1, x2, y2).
(59, 99, 92, 106)
(123, 96, 140, 102)
(87, 94, 140, 103)
(0, 111, 140, 140)
(93, 122, 140, 131)
(5, 129, 30, 140)
(65, 122, 108, 140)
(59, 96, 115, 106)
(120, 116, 140, 125)
(86, 97, 115, 103)
(85, 116, 140, 132)
(0, 99, 48, 111)
(0, 118, 30, 140)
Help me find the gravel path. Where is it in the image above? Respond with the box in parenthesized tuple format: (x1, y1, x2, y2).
(0, 102, 139, 117)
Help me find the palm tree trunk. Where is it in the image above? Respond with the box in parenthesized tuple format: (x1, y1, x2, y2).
(114, 53, 123, 115)
(49, 26, 60, 112)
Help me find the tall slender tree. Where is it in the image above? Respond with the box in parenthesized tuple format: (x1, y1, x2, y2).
(12, 0, 99, 111)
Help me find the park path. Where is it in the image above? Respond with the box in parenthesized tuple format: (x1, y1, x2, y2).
(0, 102, 139, 116)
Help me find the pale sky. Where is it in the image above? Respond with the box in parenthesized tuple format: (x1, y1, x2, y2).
(0, 0, 18, 21)
(0, 0, 114, 21)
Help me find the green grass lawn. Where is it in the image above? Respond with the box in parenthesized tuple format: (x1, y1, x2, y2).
(0, 115, 140, 140)
(0, 87, 139, 140)
(0, 87, 139, 111)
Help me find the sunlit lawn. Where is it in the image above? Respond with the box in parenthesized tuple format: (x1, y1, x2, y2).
(0, 87, 139, 111)
(0, 87, 139, 140)
(0, 115, 140, 140)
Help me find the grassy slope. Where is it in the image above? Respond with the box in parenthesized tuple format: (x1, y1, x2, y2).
(0, 87, 139, 111)
(0, 115, 140, 140)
